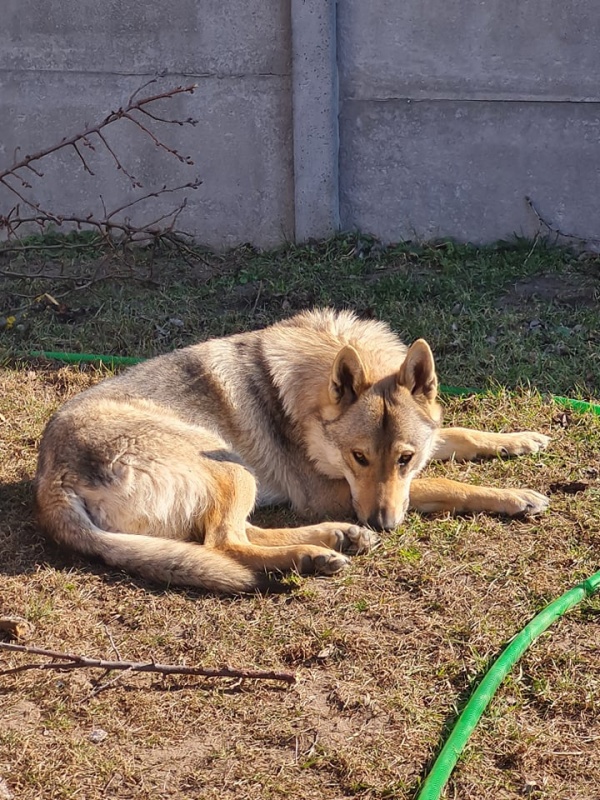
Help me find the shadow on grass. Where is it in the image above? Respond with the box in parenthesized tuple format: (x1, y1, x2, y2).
(0, 479, 46, 576)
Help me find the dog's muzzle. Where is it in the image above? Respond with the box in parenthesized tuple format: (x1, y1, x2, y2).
(367, 509, 402, 532)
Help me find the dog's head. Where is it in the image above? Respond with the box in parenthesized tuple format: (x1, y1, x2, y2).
(309, 340, 442, 530)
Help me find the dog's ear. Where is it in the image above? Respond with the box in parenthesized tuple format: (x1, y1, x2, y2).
(397, 339, 438, 401)
(330, 345, 368, 404)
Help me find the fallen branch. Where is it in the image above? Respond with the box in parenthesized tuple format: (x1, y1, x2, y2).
(0, 642, 296, 685)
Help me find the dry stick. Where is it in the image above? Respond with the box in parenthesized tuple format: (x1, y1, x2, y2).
(0, 642, 296, 685)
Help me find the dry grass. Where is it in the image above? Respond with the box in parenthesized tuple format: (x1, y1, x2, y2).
(2, 370, 599, 800)
(1, 237, 600, 799)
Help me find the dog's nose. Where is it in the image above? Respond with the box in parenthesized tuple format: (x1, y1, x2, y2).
(367, 510, 400, 531)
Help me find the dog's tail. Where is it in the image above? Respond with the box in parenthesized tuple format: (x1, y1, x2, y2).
(36, 490, 276, 595)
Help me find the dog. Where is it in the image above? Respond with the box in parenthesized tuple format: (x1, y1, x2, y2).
(34, 308, 549, 593)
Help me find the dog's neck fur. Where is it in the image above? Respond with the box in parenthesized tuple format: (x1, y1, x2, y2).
(262, 309, 409, 425)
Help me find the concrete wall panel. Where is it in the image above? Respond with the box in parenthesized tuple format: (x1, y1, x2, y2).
(0, 70, 294, 249)
(2, 0, 290, 76)
(339, 0, 600, 101)
(340, 99, 600, 243)
(291, 0, 339, 241)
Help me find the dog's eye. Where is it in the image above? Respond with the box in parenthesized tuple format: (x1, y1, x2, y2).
(397, 453, 413, 467)
(352, 451, 369, 467)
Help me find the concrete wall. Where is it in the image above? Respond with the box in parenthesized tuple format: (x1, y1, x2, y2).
(338, 0, 600, 243)
(1, 0, 599, 247)
(0, 0, 294, 249)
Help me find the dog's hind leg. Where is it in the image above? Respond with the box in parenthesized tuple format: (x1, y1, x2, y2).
(432, 427, 549, 461)
(409, 477, 549, 516)
(202, 459, 353, 576)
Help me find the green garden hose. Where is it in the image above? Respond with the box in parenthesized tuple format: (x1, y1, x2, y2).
(416, 569, 600, 800)
(440, 384, 600, 417)
(21, 352, 600, 417)
(27, 350, 143, 367)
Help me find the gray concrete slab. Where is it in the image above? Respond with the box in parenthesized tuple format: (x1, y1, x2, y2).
(2, 0, 290, 76)
(0, 71, 294, 249)
(340, 99, 600, 244)
(291, 0, 339, 241)
(339, 0, 600, 101)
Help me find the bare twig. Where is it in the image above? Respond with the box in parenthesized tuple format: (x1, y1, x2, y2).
(104, 179, 201, 222)
(526, 196, 600, 246)
(0, 82, 202, 247)
(89, 666, 135, 698)
(1, 84, 197, 182)
(0, 642, 297, 685)
(0, 238, 103, 255)
(0, 200, 198, 243)
(103, 626, 122, 661)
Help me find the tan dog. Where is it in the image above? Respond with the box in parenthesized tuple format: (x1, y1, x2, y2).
(34, 309, 549, 593)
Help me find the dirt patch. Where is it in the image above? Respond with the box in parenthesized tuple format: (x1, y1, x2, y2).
(2, 700, 42, 734)
(499, 273, 600, 308)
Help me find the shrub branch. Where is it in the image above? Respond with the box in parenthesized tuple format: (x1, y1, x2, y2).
(0, 80, 202, 245)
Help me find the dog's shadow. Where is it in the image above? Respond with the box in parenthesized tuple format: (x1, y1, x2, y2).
(0, 479, 49, 577)
(1, 479, 112, 584)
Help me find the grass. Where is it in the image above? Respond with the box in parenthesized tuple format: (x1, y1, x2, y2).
(1, 233, 600, 799)
(2, 233, 600, 395)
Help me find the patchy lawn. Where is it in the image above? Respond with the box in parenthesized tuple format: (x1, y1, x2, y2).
(1, 235, 600, 800)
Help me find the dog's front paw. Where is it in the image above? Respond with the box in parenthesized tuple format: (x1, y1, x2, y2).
(330, 525, 380, 555)
(499, 431, 550, 456)
(342, 525, 380, 555)
(503, 489, 549, 516)
(312, 552, 351, 575)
